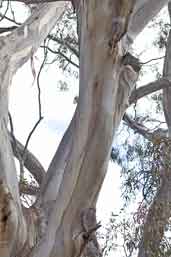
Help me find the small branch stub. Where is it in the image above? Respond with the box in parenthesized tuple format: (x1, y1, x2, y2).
(73, 208, 102, 257)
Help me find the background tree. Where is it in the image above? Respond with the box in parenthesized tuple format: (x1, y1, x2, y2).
(108, 4, 171, 257)
(0, 1, 170, 257)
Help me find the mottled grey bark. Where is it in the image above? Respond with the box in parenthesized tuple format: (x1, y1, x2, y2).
(0, 1, 169, 257)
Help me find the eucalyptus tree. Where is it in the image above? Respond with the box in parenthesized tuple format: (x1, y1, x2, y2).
(109, 5, 171, 256)
(0, 1, 170, 257)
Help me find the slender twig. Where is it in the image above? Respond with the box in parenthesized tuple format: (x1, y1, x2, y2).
(37, 40, 48, 119)
(48, 34, 79, 58)
(0, 13, 21, 25)
(140, 56, 165, 65)
(23, 118, 43, 160)
(22, 40, 49, 164)
(0, 0, 10, 23)
(41, 45, 79, 68)
(9, 1, 16, 22)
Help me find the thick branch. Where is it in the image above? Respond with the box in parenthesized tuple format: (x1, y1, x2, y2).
(9, 133, 45, 185)
(1, 2, 66, 74)
(163, 2, 171, 135)
(128, 0, 169, 41)
(123, 113, 153, 140)
(123, 113, 167, 141)
(129, 78, 171, 104)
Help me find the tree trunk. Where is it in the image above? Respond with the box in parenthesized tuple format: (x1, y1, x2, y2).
(0, 1, 169, 257)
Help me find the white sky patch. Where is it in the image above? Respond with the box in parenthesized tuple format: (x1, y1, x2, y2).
(97, 162, 122, 222)
(9, 50, 123, 225)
